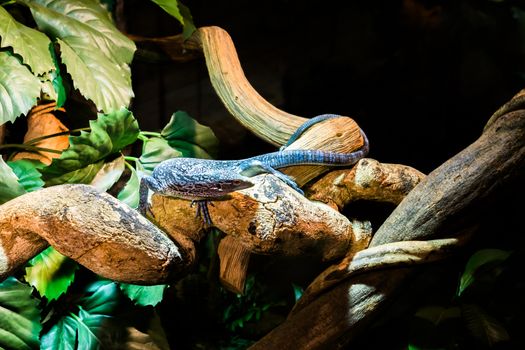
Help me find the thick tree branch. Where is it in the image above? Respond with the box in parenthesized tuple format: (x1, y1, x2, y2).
(251, 99, 525, 349)
(0, 185, 190, 284)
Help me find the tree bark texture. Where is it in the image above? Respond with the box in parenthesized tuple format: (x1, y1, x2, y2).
(250, 97, 525, 349)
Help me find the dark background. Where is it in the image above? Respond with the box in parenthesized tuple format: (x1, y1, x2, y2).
(122, 1, 525, 348)
(125, 0, 525, 174)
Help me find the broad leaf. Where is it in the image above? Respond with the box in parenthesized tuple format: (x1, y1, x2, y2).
(458, 249, 511, 296)
(90, 156, 125, 192)
(161, 111, 218, 159)
(40, 316, 76, 350)
(0, 157, 26, 204)
(0, 51, 41, 125)
(409, 305, 462, 350)
(0, 277, 42, 350)
(57, 37, 133, 112)
(40, 280, 119, 350)
(462, 304, 510, 346)
(117, 162, 140, 208)
(119, 283, 167, 307)
(7, 159, 45, 192)
(25, 0, 135, 112)
(25, 0, 135, 64)
(0, 6, 54, 76)
(44, 161, 104, 186)
(41, 108, 138, 184)
(139, 137, 181, 172)
(24, 247, 78, 301)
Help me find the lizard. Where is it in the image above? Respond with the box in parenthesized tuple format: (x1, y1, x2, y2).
(138, 114, 369, 225)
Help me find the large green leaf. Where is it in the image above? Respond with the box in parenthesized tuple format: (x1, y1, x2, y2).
(0, 6, 54, 76)
(139, 137, 182, 172)
(44, 161, 104, 186)
(458, 249, 511, 296)
(41, 108, 139, 184)
(462, 304, 510, 346)
(0, 157, 26, 204)
(25, 0, 135, 64)
(7, 159, 45, 193)
(24, 247, 78, 301)
(119, 283, 167, 307)
(0, 51, 41, 125)
(0, 277, 42, 350)
(56, 37, 133, 112)
(40, 280, 119, 350)
(25, 0, 135, 112)
(40, 316, 76, 350)
(161, 111, 219, 159)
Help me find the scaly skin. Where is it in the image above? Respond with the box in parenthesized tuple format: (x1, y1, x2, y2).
(139, 115, 369, 225)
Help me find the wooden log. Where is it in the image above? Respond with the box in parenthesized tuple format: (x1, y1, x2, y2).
(306, 158, 425, 209)
(0, 184, 190, 284)
(250, 100, 525, 349)
(217, 236, 252, 294)
(150, 174, 370, 261)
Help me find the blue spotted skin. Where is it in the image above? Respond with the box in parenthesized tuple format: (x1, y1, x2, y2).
(139, 115, 369, 224)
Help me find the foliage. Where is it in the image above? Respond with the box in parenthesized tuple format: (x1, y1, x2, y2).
(407, 248, 517, 350)
(0, 277, 42, 350)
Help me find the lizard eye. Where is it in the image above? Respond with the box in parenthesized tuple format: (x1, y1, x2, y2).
(233, 180, 242, 185)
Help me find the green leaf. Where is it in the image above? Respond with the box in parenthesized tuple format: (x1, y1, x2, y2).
(24, 0, 135, 112)
(24, 247, 78, 301)
(0, 51, 41, 125)
(409, 305, 462, 350)
(139, 137, 182, 172)
(117, 162, 140, 208)
(0, 157, 26, 204)
(40, 316, 77, 350)
(44, 160, 104, 186)
(458, 249, 511, 296)
(119, 283, 167, 307)
(0, 6, 55, 75)
(25, 0, 135, 64)
(7, 159, 45, 192)
(57, 37, 133, 112)
(462, 304, 510, 346)
(79, 280, 119, 314)
(178, 2, 196, 39)
(150, 0, 184, 24)
(41, 108, 138, 184)
(0, 277, 42, 350)
(40, 280, 119, 350)
(414, 306, 461, 326)
(90, 156, 125, 192)
(161, 111, 219, 158)
(40, 46, 67, 107)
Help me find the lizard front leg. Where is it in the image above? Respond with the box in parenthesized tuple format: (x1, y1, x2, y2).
(239, 160, 304, 195)
(139, 176, 160, 217)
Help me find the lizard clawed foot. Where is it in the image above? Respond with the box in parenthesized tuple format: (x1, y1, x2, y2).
(191, 200, 213, 227)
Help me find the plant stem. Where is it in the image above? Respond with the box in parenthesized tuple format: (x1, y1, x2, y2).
(124, 156, 139, 163)
(139, 131, 162, 137)
(25, 127, 91, 145)
(0, 144, 62, 154)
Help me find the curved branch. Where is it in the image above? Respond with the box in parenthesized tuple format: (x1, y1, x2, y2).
(0, 185, 191, 284)
(251, 95, 525, 349)
(150, 174, 373, 262)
